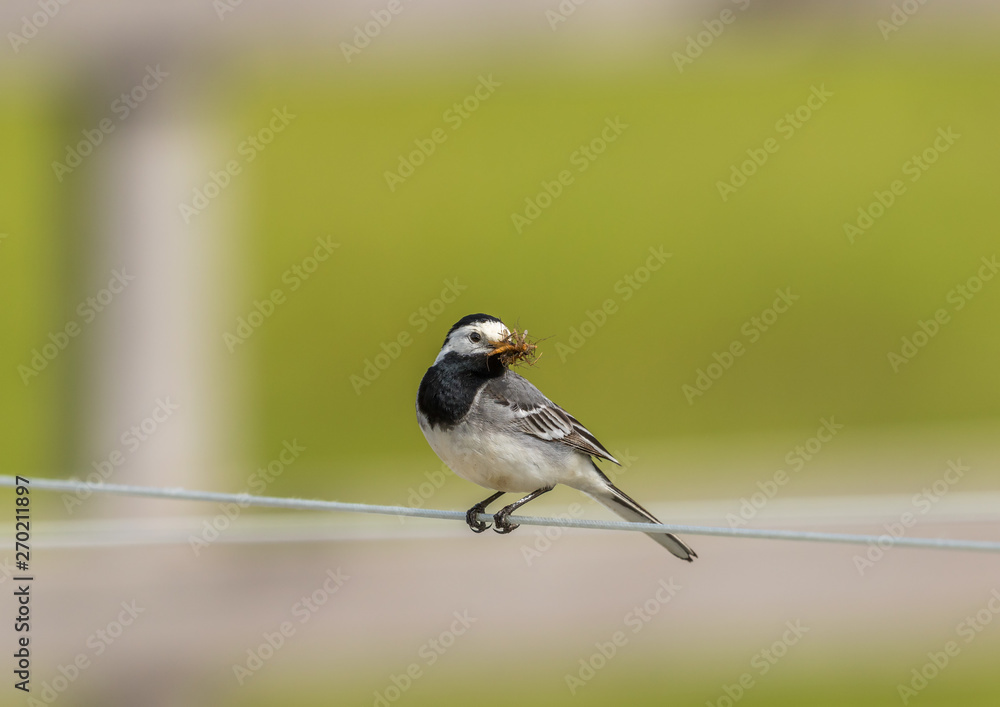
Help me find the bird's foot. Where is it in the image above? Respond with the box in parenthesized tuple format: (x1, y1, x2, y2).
(492, 508, 520, 534)
(465, 504, 492, 533)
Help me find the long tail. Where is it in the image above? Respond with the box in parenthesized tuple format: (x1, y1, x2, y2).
(586, 481, 697, 562)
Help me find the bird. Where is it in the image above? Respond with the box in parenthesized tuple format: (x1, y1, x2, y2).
(415, 313, 696, 561)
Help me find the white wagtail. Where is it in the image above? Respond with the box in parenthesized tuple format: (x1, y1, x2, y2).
(415, 313, 696, 561)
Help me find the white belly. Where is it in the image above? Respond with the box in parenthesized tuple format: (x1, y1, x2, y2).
(419, 416, 593, 494)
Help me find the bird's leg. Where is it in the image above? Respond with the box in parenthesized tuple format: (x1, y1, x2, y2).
(493, 487, 553, 534)
(465, 491, 505, 533)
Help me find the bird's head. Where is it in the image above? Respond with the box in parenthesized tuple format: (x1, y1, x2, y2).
(434, 313, 536, 368)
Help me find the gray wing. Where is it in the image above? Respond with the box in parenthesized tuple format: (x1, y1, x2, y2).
(484, 372, 620, 465)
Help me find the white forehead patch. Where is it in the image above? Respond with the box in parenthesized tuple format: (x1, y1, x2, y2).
(435, 320, 511, 364)
(476, 320, 511, 343)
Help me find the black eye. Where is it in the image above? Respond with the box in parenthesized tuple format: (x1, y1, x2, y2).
(469, 332, 482, 343)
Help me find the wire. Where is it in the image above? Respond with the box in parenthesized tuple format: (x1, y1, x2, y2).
(22, 490, 1000, 550)
(3, 475, 999, 553)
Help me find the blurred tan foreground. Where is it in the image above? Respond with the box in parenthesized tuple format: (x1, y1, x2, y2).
(5, 424, 999, 707)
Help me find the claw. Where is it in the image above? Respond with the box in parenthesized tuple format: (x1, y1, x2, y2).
(465, 506, 491, 533)
(492, 509, 520, 534)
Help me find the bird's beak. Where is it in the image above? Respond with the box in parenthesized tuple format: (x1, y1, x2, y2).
(486, 328, 537, 367)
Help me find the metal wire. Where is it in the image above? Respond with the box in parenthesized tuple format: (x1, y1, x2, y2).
(3, 475, 999, 553)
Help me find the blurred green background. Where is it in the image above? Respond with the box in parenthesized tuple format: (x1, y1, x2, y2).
(2, 4, 999, 706)
(5, 34, 1000, 487)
